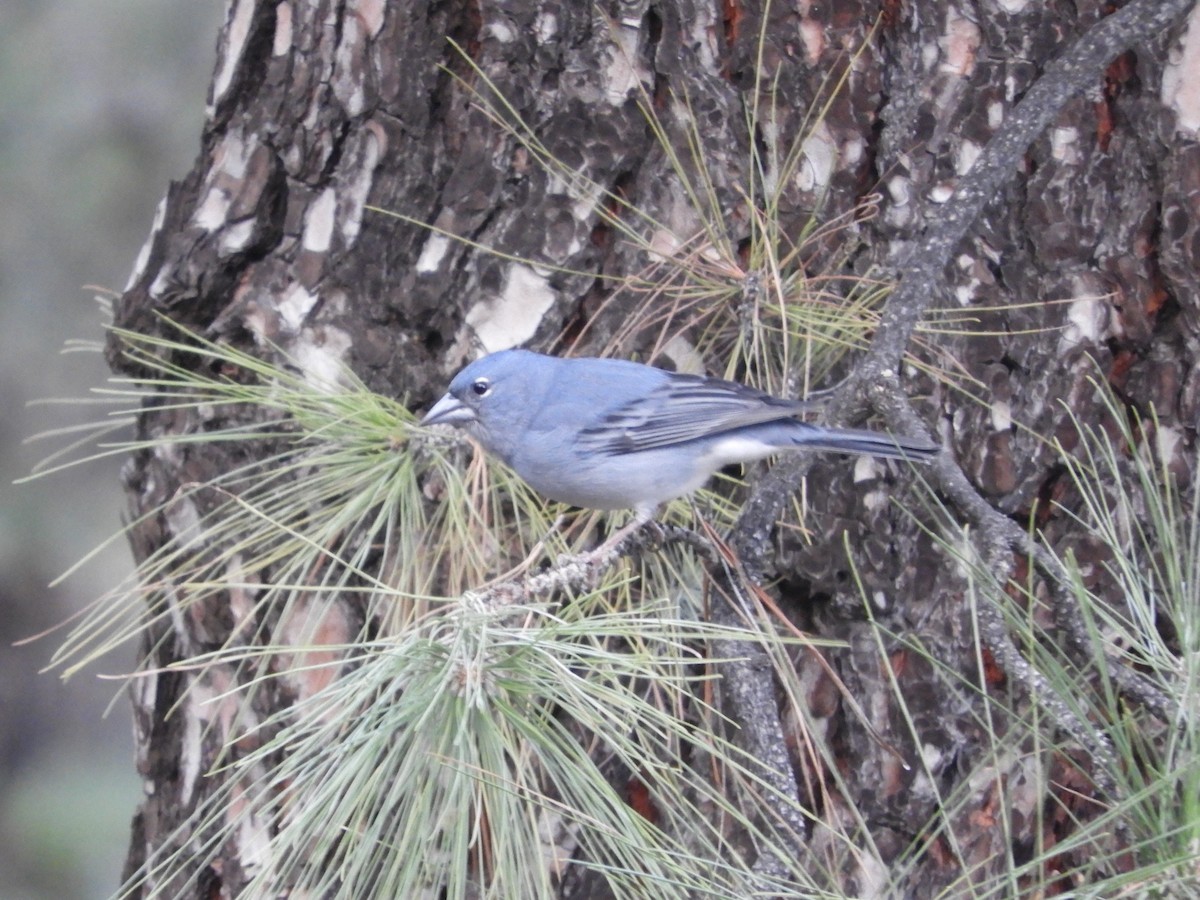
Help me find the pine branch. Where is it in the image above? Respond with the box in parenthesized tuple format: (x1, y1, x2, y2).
(731, 0, 1194, 804)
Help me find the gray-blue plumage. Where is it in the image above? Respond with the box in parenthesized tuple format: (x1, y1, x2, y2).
(422, 349, 938, 520)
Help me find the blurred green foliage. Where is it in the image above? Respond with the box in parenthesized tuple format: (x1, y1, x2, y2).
(0, 3, 222, 898)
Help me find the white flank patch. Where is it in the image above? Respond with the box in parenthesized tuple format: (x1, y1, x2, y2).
(702, 434, 778, 467)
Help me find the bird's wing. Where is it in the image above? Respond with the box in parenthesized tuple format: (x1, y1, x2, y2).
(575, 372, 812, 454)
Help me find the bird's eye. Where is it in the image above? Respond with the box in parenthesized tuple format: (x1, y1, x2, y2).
(471, 377, 491, 397)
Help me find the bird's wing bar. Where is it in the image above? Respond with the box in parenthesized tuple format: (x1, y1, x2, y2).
(576, 374, 812, 454)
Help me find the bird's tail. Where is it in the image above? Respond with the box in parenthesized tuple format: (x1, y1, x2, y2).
(794, 425, 940, 462)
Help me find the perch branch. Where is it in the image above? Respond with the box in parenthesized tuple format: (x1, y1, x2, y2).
(727, 0, 1192, 822)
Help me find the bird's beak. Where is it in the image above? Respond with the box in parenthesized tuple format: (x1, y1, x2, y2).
(421, 393, 476, 428)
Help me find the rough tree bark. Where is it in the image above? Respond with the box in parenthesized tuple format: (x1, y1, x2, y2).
(110, 0, 1199, 896)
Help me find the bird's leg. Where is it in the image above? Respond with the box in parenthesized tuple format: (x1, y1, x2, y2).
(494, 510, 652, 591)
(585, 507, 658, 563)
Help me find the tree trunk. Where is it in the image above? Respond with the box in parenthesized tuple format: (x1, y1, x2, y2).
(109, 0, 1199, 896)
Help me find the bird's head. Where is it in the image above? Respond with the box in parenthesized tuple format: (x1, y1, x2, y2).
(421, 349, 542, 462)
